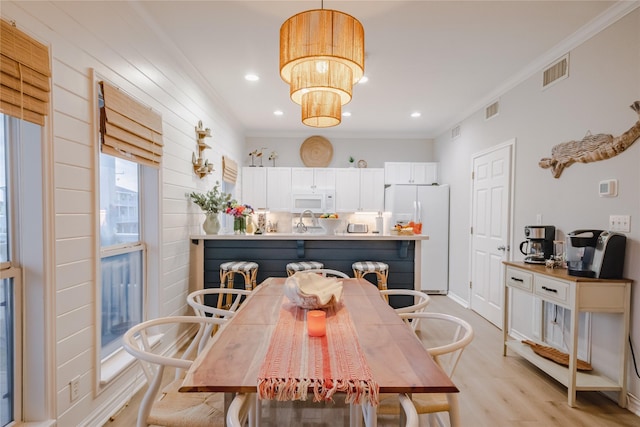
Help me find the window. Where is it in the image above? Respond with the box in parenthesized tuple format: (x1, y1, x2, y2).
(0, 114, 24, 426)
(96, 77, 161, 382)
(99, 154, 144, 360)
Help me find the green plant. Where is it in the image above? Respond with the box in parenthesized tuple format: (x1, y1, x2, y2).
(348, 156, 355, 163)
(189, 181, 234, 214)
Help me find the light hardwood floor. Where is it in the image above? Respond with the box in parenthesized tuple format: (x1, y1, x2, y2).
(104, 295, 639, 426)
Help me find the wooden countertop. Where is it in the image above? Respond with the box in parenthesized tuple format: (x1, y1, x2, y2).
(503, 261, 632, 283)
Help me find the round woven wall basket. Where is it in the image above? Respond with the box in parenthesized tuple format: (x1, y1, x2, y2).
(300, 136, 333, 167)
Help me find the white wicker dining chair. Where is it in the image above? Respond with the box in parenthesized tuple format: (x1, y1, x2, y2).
(187, 288, 251, 318)
(399, 393, 419, 427)
(379, 289, 431, 330)
(378, 312, 474, 427)
(187, 288, 251, 345)
(303, 268, 350, 278)
(226, 393, 256, 427)
(122, 315, 228, 427)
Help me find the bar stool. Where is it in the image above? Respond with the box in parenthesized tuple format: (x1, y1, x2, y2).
(352, 261, 389, 301)
(286, 261, 325, 276)
(219, 261, 259, 310)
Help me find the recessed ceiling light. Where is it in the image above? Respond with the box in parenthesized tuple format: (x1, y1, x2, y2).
(411, 112, 421, 118)
(245, 74, 259, 81)
(358, 76, 369, 84)
(273, 110, 284, 116)
(342, 111, 352, 117)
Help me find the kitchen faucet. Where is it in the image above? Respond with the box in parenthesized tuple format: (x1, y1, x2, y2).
(297, 209, 318, 232)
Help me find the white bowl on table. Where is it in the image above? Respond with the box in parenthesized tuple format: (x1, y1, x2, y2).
(318, 218, 342, 235)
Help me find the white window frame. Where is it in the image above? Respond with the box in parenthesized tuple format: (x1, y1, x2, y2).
(93, 73, 161, 391)
(1, 113, 53, 423)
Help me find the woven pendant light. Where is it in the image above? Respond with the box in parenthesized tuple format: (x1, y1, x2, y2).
(290, 60, 353, 105)
(280, 7, 364, 127)
(301, 91, 341, 128)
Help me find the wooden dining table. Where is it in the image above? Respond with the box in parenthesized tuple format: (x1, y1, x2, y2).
(180, 277, 458, 426)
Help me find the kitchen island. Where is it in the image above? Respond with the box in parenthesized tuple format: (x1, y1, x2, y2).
(189, 233, 429, 307)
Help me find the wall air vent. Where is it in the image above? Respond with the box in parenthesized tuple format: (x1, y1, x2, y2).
(451, 124, 461, 140)
(485, 101, 499, 120)
(542, 54, 569, 89)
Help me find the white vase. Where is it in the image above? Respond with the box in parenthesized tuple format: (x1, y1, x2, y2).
(202, 212, 221, 235)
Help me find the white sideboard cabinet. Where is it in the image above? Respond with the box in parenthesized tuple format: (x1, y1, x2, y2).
(502, 261, 631, 408)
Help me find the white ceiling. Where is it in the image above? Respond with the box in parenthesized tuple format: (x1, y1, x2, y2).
(129, 0, 621, 139)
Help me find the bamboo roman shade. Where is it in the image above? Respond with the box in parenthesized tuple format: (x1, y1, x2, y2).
(222, 155, 238, 184)
(99, 80, 163, 168)
(0, 19, 51, 126)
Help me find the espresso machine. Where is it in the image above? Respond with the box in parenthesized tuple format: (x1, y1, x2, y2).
(566, 229, 626, 278)
(519, 225, 555, 264)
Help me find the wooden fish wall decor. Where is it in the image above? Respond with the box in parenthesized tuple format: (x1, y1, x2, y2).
(539, 101, 640, 178)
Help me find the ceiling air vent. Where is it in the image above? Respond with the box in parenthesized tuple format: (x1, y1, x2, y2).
(542, 54, 569, 89)
(451, 124, 461, 140)
(485, 101, 499, 120)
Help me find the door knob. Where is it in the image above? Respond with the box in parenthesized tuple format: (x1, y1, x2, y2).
(497, 245, 509, 251)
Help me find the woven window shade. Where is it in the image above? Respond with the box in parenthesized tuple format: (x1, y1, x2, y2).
(222, 156, 238, 184)
(0, 19, 51, 126)
(99, 81, 163, 168)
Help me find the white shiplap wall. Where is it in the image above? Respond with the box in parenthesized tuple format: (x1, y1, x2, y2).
(3, 1, 245, 425)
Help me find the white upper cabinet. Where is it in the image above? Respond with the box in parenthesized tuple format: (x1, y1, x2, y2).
(359, 168, 385, 211)
(384, 162, 439, 185)
(335, 168, 384, 212)
(242, 167, 267, 209)
(335, 168, 361, 212)
(291, 168, 336, 193)
(266, 167, 292, 211)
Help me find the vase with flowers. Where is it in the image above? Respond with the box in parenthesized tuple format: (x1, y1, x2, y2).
(188, 181, 233, 234)
(226, 202, 254, 234)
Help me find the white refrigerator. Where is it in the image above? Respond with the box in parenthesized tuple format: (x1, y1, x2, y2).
(384, 184, 449, 293)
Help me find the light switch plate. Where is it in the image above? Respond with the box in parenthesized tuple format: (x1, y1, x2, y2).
(609, 215, 630, 232)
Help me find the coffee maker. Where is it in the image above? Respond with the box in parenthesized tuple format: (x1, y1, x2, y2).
(519, 225, 555, 264)
(566, 229, 626, 278)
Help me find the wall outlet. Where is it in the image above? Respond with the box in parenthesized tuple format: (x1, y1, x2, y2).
(70, 376, 80, 402)
(609, 215, 630, 233)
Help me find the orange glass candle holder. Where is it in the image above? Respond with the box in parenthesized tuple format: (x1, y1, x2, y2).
(307, 310, 326, 337)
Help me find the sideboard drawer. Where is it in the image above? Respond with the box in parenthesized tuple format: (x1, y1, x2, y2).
(505, 267, 533, 292)
(534, 276, 570, 306)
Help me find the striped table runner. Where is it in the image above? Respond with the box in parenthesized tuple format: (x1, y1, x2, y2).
(257, 299, 379, 406)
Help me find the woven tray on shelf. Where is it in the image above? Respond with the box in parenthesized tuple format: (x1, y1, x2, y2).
(522, 340, 593, 371)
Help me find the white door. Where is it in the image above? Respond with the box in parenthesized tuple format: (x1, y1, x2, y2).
(470, 142, 513, 327)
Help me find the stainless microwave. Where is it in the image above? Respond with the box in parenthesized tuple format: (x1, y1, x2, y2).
(291, 192, 335, 213)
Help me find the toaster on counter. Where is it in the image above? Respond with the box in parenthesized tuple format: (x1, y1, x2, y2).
(347, 223, 368, 233)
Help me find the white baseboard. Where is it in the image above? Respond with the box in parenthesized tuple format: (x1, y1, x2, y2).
(81, 375, 146, 427)
(446, 291, 469, 308)
(626, 392, 640, 416)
